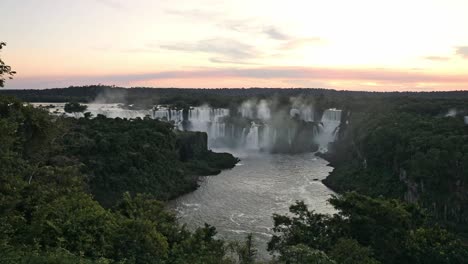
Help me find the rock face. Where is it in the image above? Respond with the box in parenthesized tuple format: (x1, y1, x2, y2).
(176, 130, 239, 175)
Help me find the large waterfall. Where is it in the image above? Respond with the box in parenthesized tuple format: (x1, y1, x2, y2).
(34, 102, 342, 153)
(152, 104, 341, 153)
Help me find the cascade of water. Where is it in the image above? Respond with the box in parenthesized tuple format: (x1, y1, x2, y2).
(37, 102, 343, 153)
(301, 106, 314, 122)
(315, 109, 342, 152)
(260, 125, 271, 150)
(245, 122, 260, 150)
(240, 127, 247, 147)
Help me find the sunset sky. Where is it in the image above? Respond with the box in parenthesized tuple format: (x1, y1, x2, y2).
(2, 0, 468, 91)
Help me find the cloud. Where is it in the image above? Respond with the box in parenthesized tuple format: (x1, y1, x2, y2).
(455, 46, 468, 59)
(121, 48, 159, 53)
(209, 57, 260, 65)
(160, 38, 259, 61)
(281, 38, 322, 50)
(121, 43, 160, 53)
(94, 0, 123, 9)
(165, 9, 220, 20)
(219, 20, 297, 42)
(17, 66, 468, 85)
(8, 67, 468, 91)
(263, 27, 290, 40)
(423, 56, 451, 61)
(221, 19, 256, 32)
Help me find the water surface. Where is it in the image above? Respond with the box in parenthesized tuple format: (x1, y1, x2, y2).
(171, 149, 336, 258)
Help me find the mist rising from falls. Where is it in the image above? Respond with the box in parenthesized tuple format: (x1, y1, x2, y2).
(34, 100, 342, 154)
(152, 99, 342, 154)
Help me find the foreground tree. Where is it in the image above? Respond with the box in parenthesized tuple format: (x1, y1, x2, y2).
(0, 42, 16, 87)
(268, 193, 468, 264)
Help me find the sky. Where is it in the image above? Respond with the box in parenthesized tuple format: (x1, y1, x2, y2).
(1, 0, 468, 91)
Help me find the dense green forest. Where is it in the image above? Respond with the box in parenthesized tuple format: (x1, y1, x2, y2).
(61, 115, 238, 207)
(1, 94, 468, 263)
(322, 97, 468, 238)
(269, 192, 468, 264)
(0, 95, 244, 263)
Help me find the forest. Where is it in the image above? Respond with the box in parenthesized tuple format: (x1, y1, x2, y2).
(322, 96, 468, 238)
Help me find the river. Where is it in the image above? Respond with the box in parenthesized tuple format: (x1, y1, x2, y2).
(32, 102, 338, 258)
(170, 149, 336, 258)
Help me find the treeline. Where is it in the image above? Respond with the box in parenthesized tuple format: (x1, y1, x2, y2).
(2, 85, 468, 109)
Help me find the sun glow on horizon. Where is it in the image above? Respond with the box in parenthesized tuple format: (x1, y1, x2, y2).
(1, 0, 468, 91)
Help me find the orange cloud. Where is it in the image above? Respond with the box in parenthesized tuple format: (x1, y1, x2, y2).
(6, 66, 468, 91)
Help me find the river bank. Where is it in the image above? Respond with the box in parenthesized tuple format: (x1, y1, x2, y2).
(170, 149, 336, 259)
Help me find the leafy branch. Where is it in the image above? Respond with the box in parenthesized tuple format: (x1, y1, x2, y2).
(0, 42, 16, 87)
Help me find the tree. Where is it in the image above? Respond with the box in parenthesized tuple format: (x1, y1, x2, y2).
(64, 102, 88, 113)
(268, 193, 467, 264)
(0, 42, 16, 87)
(329, 238, 380, 264)
(404, 227, 468, 264)
(230, 234, 257, 264)
(280, 244, 336, 264)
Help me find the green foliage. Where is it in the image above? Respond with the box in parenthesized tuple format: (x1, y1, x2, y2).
(278, 244, 335, 264)
(0, 95, 239, 263)
(30, 192, 117, 258)
(64, 102, 88, 113)
(0, 42, 16, 87)
(324, 102, 468, 233)
(0, 247, 115, 264)
(58, 116, 237, 206)
(2, 91, 468, 263)
(329, 193, 424, 262)
(268, 200, 345, 254)
(268, 193, 468, 264)
(229, 234, 257, 264)
(168, 224, 232, 264)
(329, 239, 380, 264)
(404, 227, 468, 264)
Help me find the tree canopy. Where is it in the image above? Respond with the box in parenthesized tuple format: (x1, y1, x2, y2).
(0, 42, 16, 87)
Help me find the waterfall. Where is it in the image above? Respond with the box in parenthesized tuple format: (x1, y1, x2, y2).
(240, 127, 247, 147)
(260, 125, 271, 150)
(37, 102, 343, 153)
(315, 109, 342, 153)
(245, 122, 260, 150)
(154, 105, 341, 153)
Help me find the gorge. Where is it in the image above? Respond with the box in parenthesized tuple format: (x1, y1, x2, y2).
(33, 100, 342, 257)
